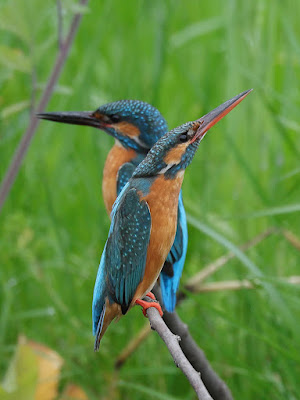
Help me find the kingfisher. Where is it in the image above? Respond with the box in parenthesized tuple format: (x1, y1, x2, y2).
(90, 89, 252, 349)
(38, 100, 187, 312)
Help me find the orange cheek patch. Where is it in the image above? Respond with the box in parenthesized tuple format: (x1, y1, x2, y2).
(114, 121, 141, 138)
(163, 143, 188, 165)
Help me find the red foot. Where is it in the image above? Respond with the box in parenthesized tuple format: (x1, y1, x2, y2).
(135, 294, 163, 317)
(145, 291, 156, 300)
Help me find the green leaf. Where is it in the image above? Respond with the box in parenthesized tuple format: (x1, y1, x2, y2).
(0, 45, 31, 74)
(1, 338, 38, 400)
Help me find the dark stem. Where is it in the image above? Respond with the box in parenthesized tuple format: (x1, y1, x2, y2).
(57, 0, 63, 50)
(144, 295, 213, 400)
(153, 286, 233, 400)
(0, 0, 89, 213)
(30, 65, 37, 118)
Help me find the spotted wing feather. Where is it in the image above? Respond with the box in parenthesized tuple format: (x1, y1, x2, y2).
(105, 188, 151, 314)
(117, 162, 136, 194)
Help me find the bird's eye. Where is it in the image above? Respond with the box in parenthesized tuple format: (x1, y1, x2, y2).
(110, 115, 121, 123)
(179, 133, 188, 142)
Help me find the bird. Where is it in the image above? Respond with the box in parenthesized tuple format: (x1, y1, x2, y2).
(90, 89, 252, 350)
(37, 100, 188, 312)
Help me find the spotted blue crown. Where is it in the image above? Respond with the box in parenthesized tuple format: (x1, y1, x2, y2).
(97, 100, 168, 149)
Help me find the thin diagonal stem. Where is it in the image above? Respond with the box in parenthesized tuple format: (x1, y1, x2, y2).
(0, 0, 89, 213)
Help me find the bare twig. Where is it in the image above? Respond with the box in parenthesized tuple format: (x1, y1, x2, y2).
(57, 0, 64, 50)
(185, 227, 276, 292)
(188, 276, 300, 293)
(279, 276, 300, 285)
(115, 323, 151, 369)
(30, 65, 37, 118)
(115, 273, 300, 374)
(0, 0, 89, 213)
(162, 310, 233, 400)
(144, 296, 213, 400)
(283, 229, 300, 251)
(191, 279, 256, 293)
(116, 229, 275, 372)
(152, 286, 233, 400)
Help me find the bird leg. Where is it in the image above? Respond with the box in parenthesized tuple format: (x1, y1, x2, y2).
(135, 292, 163, 317)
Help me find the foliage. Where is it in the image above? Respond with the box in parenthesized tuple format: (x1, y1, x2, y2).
(0, 0, 300, 399)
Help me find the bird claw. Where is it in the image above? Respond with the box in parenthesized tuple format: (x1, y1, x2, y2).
(135, 293, 163, 317)
(145, 291, 156, 300)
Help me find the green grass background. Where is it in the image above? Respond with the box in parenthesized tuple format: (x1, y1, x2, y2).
(1, 0, 300, 398)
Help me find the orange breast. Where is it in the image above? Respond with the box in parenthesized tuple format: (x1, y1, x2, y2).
(102, 144, 137, 215)
(132, 172, 184, 303)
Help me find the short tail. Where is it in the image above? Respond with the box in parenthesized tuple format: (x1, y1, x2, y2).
(94, 302, 106, 351)
(92, 253, 108, 351)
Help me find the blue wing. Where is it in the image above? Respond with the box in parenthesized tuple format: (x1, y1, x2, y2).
(92, 183, 130, 347)
(92, 185, 151, 344)
(117, 162, 136, 194)
(160, 191, 188, 312)
(117, 155, 144, 195)
(106, 187, 151, 313)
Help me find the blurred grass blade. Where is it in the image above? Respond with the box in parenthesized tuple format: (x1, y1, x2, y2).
(278, 116, 300, 133)
(170, 17, 223, 49)
(1, 101, 30, 120)
(187, 214, 296, 330)
(118, 381, 181, 400)
(186, 214, 263, 277)
(224, 134, 270, 205)
(275, 167, 300, 182)
(0, 1, 31, 44)
(244, 204, 300, 218)
(0, 45, 31, 74)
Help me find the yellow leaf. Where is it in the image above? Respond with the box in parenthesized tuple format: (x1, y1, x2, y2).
(0, 336, 64, 400)
(1, 336, 39, 400)
(60, 384, 89, 400)
(28, 339, 64, 400)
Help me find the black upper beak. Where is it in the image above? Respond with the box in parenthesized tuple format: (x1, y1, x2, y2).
(192, 89, 253, 142)
(37, 111, 102, 129)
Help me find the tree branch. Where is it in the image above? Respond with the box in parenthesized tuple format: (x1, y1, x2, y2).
(144, 295, 213, 400)
(184, 227, 276, 293)
(152, 286, 233, 400)
(185, 276, 300, 294)
(115, 272, 300, 383)
(115, 323, 151, 369)
(282, 229, 300, 251)
(0, 0, 89, 213)
(57, 0, 64, 50)
(115, 227, 277, 398)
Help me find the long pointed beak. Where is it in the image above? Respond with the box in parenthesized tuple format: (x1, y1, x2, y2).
(192, 89, 253, 142)
(37, 111, 102, 129)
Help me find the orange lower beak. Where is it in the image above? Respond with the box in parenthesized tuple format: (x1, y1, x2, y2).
(192, 89, 253, 142)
